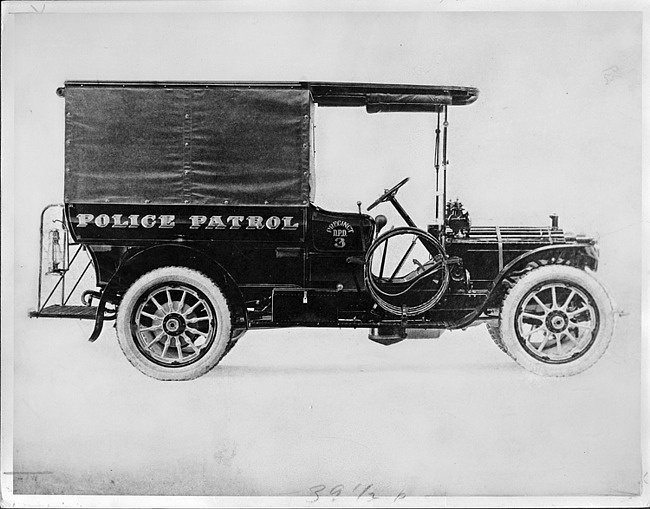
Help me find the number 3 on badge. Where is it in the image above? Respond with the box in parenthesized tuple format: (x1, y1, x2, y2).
(334, 237, 346, 248)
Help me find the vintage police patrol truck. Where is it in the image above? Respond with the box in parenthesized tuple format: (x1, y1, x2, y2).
(31, 81, 615, 380)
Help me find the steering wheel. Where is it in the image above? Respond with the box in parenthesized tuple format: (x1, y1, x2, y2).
(367, 177, 410, 211)
(364, 227, 450, 316)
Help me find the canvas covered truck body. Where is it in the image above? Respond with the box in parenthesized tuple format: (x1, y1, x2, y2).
(32, 81, 614, 380)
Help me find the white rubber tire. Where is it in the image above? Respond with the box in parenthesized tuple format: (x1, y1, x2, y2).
(116, 267, 231, 381)
(499, 265, 614, 377)
(221, 328, 246, 359)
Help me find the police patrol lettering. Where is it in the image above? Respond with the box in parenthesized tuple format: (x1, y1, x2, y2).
(75, 213, 300, 230)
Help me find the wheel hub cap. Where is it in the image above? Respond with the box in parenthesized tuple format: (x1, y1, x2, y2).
(162, 313, 186, 336)
(546, 311, 568, 333)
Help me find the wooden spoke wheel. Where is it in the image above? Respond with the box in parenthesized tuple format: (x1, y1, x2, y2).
(498, 265, 614, 376)
(116, 267, 231, 381)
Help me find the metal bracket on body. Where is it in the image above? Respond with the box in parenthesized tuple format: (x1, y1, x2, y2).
(495, 225, 504, 270)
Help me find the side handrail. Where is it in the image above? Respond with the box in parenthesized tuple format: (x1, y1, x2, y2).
(32, 204, 94, 315)
(36, 204, 65, 311)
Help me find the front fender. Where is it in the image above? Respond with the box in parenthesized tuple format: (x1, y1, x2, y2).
(485, 243, 598, 308)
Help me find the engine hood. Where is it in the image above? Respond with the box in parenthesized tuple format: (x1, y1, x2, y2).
(462, 226, 596, 246)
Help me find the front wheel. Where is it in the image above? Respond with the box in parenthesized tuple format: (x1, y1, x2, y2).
(499, 265, 614, 376)
(115, 266, 232, 381)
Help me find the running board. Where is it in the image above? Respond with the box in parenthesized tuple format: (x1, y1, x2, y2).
(29, 305, 97, 320)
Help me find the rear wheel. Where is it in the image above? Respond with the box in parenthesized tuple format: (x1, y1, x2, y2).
(499, 265, 614, 376)
(116, 267, 231, 381)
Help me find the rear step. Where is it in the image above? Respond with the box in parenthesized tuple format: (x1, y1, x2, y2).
(29, 305, 97, 320)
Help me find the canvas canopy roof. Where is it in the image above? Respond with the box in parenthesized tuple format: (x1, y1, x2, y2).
(62, 81, 478, 206)
(307, 82, 478, 110)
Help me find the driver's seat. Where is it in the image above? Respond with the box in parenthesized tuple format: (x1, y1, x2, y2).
(373, 256, 445, 295)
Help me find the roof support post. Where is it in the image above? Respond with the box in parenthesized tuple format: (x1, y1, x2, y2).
(442, 105, 449, 241)
(434, 110, 441, 227)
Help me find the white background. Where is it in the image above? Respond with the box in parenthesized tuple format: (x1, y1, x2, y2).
(1, 1, 646, 506)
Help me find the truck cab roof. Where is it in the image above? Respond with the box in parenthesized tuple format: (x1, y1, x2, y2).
(61, 80, 479, 110)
